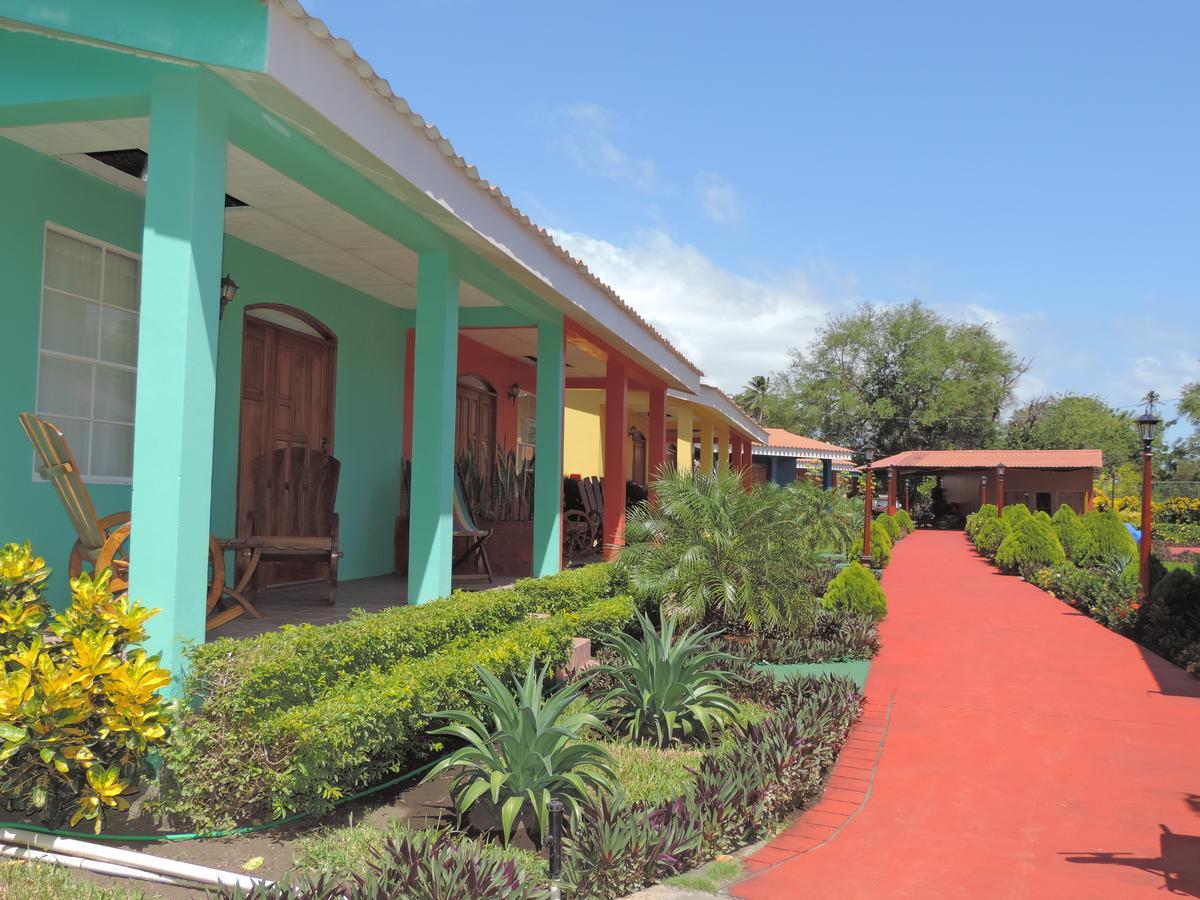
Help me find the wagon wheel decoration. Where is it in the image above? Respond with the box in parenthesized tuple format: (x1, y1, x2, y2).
(68, 511, 225, 612)
(563, 510, 594, 558)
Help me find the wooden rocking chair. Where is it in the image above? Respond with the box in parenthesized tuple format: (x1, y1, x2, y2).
(17, 412, 251, 630)
(219, 447, 342, 605)
(452, 471, 494, 583)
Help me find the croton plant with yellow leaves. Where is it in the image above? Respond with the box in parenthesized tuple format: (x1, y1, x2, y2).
(0, 542, 171, 832)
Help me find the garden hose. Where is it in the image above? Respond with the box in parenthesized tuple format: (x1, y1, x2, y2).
(0, 756, 442, 843)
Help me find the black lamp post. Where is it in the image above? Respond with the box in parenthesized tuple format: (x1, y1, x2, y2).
(1135, 403, 1162, 599)
(861, 443, 875, 566)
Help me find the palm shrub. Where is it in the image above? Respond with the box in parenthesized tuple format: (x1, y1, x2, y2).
(995, 516, 1066, 576)
(821, 563, 887, 620)
(423, 659, 615, 845)
(1081, 509, 1138, 569)
(973, 517, 1010, 558)
(1052, 505, 1087, 561)
(620, 469, 844, 634)
(594, 610, 739, 748)
(0, 543, 171, 833)
(966, 504, 997, 539)
(851, 518, 893, 568)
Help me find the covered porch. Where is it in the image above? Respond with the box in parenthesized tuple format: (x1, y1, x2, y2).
(0, 7, 708, 679)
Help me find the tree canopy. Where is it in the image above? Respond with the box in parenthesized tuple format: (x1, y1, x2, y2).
(768, 301, 1025, 458)
(1004, 394, 1141, 468)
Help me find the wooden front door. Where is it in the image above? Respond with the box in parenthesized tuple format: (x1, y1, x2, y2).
(631, 429, 647, 487)
(237, 313, 336, 585)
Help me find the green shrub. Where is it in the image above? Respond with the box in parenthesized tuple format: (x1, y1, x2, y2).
(0, 544, 171, 833)
(594, 611, 739, 747)
(966, 504, 997, 538)
(894, 508, 915, 535)
(1001, 503, 1031, 524)
(1081, 509, 1138, 569)
(876, 513, 902, 542)
(995, 517, 1066, 575)
(973, 517, 1010, 558)
(424, 659, 616, 844)
(188, 562, 622, 719)
(160, 595, 636, 828)
(821, 562, 887, 620)
(1154, 523, 1200, 545)
(851, 519, 893, 568)
(1052, 505, 1088, 561)
(1141, 567, 1200, 675)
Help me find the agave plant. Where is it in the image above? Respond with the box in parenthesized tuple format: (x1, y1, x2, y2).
(594, 610, 739, 748)
(423, 659, 616, 844)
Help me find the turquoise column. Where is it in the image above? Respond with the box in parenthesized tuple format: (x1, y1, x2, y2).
(532, 318, 564, 577)
(408, 251, 459, 603)
(129, 70, 227, 683)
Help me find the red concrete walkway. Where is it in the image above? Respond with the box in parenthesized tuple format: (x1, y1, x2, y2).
(733, 531, 1200, 899)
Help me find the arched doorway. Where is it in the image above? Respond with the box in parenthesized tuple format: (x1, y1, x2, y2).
(236, 305, 337, 585)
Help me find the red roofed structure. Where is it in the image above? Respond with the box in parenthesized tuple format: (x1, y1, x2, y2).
(750, 428, 855, 488)
(867, 449, 1102, 518)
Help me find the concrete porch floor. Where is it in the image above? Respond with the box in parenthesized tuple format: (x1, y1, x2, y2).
(205, 573, 518, 641)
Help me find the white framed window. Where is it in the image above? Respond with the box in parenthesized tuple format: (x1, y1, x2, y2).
(516, 391, 536, 466)
(35, 225, 140, 483)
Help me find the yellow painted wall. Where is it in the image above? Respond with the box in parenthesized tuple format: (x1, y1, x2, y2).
(564, 389, 604, 476)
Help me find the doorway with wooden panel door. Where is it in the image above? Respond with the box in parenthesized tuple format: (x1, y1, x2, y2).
(236, 306, 337, 589)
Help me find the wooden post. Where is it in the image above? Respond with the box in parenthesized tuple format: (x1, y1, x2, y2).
(1140, 443, 1153, 599)
(887, 466, 897, 515)
(996, 465, 1006, 515)
(861, 466, 874, 565)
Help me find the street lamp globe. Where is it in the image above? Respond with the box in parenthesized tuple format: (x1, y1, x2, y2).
(1136, 409, 1161, 445)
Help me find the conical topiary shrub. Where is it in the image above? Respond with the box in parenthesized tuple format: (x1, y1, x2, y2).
(974, 517, 1010, 558)
(822, 562, 888, 620)
(995, 516, 1066, 575)
(851, 519, 893, 568)
(966, 504, 998, 539)
(876, 513, 902, 542)
(894, 508, 915, 535)
(1081, 509, 1137, 569)
(1001, 503, 1031, 525)
(1052, 504, 1088, 561)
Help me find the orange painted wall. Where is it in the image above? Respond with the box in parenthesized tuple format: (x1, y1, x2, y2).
(402, 330, 537, 459)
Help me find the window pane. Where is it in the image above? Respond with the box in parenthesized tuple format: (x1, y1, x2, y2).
(37, 354, 93, 418)
(43, 416, 91, 475)
(103, 251, 139, 311)
(99, 306, 138, 366)
(92, 422, 134, 478)
(41, 290, 100, 359)
(94, 367, 136, 424)
(44, 231, 102, 299)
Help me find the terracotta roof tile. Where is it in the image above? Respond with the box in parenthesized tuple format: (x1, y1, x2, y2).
(760, 428, 853, 454)
(870, 449, 1102, 470)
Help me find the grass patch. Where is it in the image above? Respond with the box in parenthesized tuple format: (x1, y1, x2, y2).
(603, 741, 704, 804)
(1163, 559, 1196, 573)
(664, 856, 744, 893)
(293, 819, 546, 883)
(0, 861, 148, 900)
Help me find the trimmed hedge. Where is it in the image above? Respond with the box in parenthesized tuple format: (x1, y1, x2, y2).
(162, 594, 636, 828)
(1081, 509, 1138, 568)
(894, 508, 915, 535)
(876, 513, 902, 542)
(966, 503, 998, 539)
(822, 562, 887, 620)
(973, 517, 1010, 558)
(189, 563, 625, 718)
(1052, 504, 1087, 560)
(1001, 503, 1031, 525)
(851, 519, 893, 568)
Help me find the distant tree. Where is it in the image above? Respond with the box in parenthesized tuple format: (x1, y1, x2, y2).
(774, 301, 1026, 459)
(1005, 394, 1141, 468)
(1181, 379, 1200, 429)
(737, 375, 771, 424)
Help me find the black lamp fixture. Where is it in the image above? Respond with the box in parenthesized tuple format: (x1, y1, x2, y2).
(1136, 406, 1161, 445)
(507, 382, 521, 403)
(996, 463, 1006, 478)
(219, 274, 239, 319)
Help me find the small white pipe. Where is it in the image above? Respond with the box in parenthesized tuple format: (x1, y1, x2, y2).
(0, 842, 190, 888)
(0, 827, 267, 892)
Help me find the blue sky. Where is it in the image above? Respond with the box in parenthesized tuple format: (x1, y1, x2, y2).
(305, 1, 1198, 427)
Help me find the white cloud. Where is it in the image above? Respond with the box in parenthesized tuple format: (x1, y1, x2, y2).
(696, 171, 741, 224)
(550, 227, 846, 394)
(552, 104, 657, 191)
